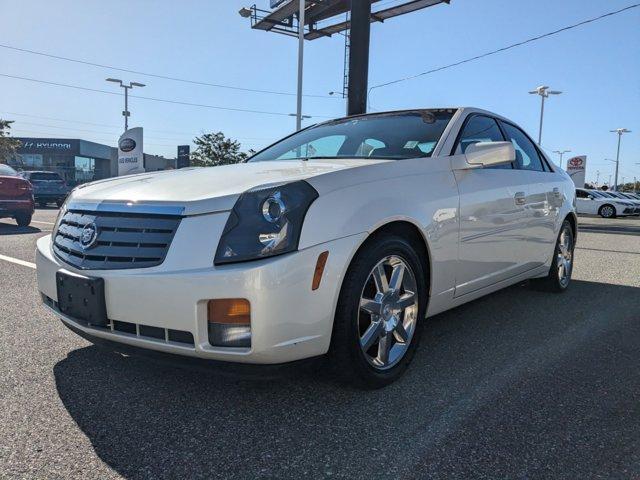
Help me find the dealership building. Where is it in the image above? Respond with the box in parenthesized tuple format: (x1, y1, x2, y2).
(8, 137, 176, 186)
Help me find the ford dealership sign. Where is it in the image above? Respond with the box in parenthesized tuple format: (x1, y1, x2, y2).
(117, 127, 144, 176)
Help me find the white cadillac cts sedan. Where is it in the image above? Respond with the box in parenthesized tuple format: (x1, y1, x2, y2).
(36, 108, 577, 388)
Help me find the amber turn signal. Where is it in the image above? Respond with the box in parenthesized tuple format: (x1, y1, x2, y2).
(312, 251, 329, 291)
(207, 298, 251, 325)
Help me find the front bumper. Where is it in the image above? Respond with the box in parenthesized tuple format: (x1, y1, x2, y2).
(34, 193, 67, 202)
(36, 211, 365, 364)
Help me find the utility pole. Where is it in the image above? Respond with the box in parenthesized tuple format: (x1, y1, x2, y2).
(553, 149, 571, 169)
(106, 78, 145, 132)
(610, 128, 631, 191)
(529, 85, 562, 146)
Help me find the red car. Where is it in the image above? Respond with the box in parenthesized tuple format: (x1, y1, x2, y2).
(0, 164, 35, 226)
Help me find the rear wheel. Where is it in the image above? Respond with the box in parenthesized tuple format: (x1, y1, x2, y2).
(531, 219, 574, 293)
(15, 213, 32, 227)
(598, 204, 616, 218)
(329, 234, 427, 389)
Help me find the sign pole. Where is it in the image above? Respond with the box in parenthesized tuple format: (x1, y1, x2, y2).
(295, 0, 305, 131)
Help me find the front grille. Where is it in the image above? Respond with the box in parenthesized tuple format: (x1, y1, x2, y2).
(53, 209, 181, 270)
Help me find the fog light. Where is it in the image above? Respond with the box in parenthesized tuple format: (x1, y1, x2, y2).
(207, 299, 251, 348)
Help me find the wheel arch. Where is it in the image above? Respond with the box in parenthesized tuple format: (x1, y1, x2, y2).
(346, 219, 433, 297)
(564, 212, 578, 240)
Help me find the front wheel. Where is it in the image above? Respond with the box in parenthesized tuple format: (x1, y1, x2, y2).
(599, 204, 616, 218)
(531, 219, 574, 293)
(329, 234, 427, 389)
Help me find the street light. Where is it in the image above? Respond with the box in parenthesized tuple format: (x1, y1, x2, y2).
(595, 170, 600, 186)
(105, 78, 146, 131)
(240, 1, 306, 131)
(529, 85, 562, 146)
(609, 128, 631, 191)
(553, 149, 571, 169)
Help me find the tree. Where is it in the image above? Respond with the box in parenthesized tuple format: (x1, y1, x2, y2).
(190, 131, 254, 167)
(0, 119, 21, 164)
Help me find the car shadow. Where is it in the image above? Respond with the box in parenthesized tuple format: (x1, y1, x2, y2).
(578, 223, 640, 236)
(53, 280, 640, 479)
(0, 223, 42, 235)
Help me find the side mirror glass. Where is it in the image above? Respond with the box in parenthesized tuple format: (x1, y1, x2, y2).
(455, 141, 516, 169)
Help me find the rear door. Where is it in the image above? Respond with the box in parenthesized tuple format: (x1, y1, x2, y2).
(453, 114, 533, 297)
(498, 120, 559, 265)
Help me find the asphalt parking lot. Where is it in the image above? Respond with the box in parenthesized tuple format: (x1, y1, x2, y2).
(1, 209, 639, 479)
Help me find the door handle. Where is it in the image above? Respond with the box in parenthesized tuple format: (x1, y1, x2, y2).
(553, 187, 562, 198)
(514, 191, 526, 205)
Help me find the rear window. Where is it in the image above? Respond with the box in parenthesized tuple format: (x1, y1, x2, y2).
(0, 164, 18, 176)
(28, 172, 63, 181)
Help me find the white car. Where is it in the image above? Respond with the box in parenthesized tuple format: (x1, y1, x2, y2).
(36, 108, 577, 388)
(576, 188, 638, 218)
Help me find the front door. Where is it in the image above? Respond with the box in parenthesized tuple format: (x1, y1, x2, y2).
(452, 114, 532, 297)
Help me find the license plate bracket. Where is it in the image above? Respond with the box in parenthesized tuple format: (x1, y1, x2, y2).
(56, 271, 108, 326)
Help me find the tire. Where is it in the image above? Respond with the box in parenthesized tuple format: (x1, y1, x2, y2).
(15, 213, 32, 227)
(530, 219, 574, 293)
(329, 234, 427, 389)
(598, 204, 616, 218)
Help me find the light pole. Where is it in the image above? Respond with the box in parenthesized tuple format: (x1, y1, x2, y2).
(529, 85, 562, 146)
(610, 128, 631, 191)
(240, 1, 305, 131)
(106, 78, 145, 132)
(595, 170, 600, 186)
(553, 149, 571, 169)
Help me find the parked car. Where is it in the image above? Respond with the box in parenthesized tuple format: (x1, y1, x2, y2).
(575, 189, 636, 218)
(20, 171, 69, 207)
(0, 164, 35, 226)
(36, 108, 577, 388)
(603, 191, 640, 215)
(587, 189, 639, 217)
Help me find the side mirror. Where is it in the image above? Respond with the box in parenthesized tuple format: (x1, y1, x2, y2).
(452, 141, 516, 170)
(587, 194, 594, 200)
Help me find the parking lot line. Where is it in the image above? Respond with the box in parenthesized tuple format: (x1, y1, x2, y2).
(31, 220, 56, 225)
(0, 253, 36, 269)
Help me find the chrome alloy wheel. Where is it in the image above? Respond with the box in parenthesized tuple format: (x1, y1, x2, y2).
(557, 227, 573, 288)
(358, 255, 419, 370)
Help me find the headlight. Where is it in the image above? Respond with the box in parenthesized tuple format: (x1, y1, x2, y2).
(214, 180, 318, 265)
(53, 196, 71, 236)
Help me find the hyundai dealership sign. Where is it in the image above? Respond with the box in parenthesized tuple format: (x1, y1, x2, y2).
(117, 127, 144, 176)
(566, 155, 587, 188)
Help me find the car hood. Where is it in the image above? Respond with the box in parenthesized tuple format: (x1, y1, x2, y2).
(69, 159, 391, 216)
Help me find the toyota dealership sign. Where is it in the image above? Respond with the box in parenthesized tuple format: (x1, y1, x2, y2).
(566, 155, 587, 188)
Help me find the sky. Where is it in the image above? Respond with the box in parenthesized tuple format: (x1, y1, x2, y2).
(1, 0, 639, 185)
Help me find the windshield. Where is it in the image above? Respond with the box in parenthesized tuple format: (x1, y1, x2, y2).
(249, 110, 456, 162)
(0, 164, 18, 176)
